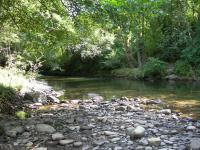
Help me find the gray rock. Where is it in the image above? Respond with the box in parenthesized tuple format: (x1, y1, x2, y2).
(47, 95, 60, 103)
(126, 127, 135, 135)
(115, 106, 127, 111)
(52, 133, 64, 140)
(187, 126, 196, 131)
(130, 126, 145, 139)
(165, 74, 178, 80)
(190, 138, 200, 150)
(35, 147, 47, 150)
(36, 124, 56, 133)
(5, 126, 24, 137)
(139, 138, 148, 146)
(145, 147, 153, 150)
(148, 137, 161, 146)
(104, 131, 118, 136)
(73, 141, 83, 147)
(25, 142, 33, 147)
(59, 139, 74, 145)
(160, 109, 171, 115)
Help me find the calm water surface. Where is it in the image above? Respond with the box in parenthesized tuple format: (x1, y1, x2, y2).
(44, 77, 200, 118)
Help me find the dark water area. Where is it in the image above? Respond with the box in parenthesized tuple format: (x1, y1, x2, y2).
(43, 77, 200, 118)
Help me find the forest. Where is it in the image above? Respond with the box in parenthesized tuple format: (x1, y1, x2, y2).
(1, 0, 200, 79)
(1, 1, 200, 149)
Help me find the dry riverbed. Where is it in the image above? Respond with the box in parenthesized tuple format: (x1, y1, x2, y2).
(0, 94, 200, 150)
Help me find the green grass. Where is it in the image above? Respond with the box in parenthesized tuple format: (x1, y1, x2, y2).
(0, 67, 32, 91)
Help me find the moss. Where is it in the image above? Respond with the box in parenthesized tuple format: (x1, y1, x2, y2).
(16, 111, 28, 120)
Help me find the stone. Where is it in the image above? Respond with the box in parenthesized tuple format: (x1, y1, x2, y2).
(80, 125, 93, 130)
(148, 137, 161, 146)
(139, 138, 148, 146)
(130, 126, 146, 139)
(104, 131, 118, 136)
(36, 124, 56, 133)
(52, 133, 64, 140)
(126, 127, 135, 135)
(47, 95, 60, 103)
(160, 109, 171, 115)
(59, 139, 74, 145)
(5, 126, 24, 137)
(25, 142, 33, 147)
(145, 147, 153, 150)
(165, 74, 178, 80)
(187, 126, 196, 131)
(73, 141, 83, 147)
(115, 106, 127, 111)
(35, 147, 47, 150)
(110, 138, 121, 142)
(190, 138, 200, 150)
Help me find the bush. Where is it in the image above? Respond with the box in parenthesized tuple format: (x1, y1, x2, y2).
(173, 60, 193, 77)
(0, 84, 16, 113)
(111, 68, 143, 79)
(143, 57, 166, 78)
(195, 65, 200, 77)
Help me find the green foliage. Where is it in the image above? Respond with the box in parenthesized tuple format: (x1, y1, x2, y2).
(0, 0, 200, 79)
(173, 60, 193, 77)
(0, 84, 16, 113)
(16, 111, 28, 120)
(111, 68, 143, 79)
(143, 57, 166, 78)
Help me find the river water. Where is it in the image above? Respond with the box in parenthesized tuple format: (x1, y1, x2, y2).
(44, 77, 200, 118)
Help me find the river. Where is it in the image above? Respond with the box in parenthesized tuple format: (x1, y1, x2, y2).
(44, 77, 200, 119)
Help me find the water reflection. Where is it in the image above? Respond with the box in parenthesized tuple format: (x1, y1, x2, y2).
(44, 77, 200, 118)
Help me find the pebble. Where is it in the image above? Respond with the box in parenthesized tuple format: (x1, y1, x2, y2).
(35, 124, 56, 133)
(148, 137, 161, 146)
(73, 141, 83, 147)
(52, 133, 64, 140)
(59, 139, 74, 145)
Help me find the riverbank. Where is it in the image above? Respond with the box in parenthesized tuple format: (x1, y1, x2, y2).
(0, 94, 200, 150)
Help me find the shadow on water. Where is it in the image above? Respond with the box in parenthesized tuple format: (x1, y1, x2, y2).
(43, 77, 200, 118)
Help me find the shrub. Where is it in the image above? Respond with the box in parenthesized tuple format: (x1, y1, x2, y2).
(111, 68, 143, 79)
(173, 60, 193, 77)
(0, 84, 16, 113)
(195, 65, 200, 77)
(143, 57, 166, 78)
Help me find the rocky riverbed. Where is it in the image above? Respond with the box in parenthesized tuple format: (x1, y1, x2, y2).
(0, 95, 200, 150)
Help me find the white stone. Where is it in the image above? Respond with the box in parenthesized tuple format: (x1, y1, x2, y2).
(35, 147, 47, 150)
(148, 137, 161, 146)
(52, 133, 64, 140)
(130, 126, 145, 139)
(59, 139, 74, 145)
(104, 131, 118, 136)
(73, 141, 83, 147)
(187, 126, 196, 131)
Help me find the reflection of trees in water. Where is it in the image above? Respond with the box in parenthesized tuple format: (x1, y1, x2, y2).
(45, 77, 200, 102)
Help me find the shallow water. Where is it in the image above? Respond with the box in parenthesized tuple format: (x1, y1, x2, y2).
(43, 77, 200, 118)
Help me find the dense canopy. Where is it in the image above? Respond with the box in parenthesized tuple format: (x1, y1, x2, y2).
(1, 0, 200, 78)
